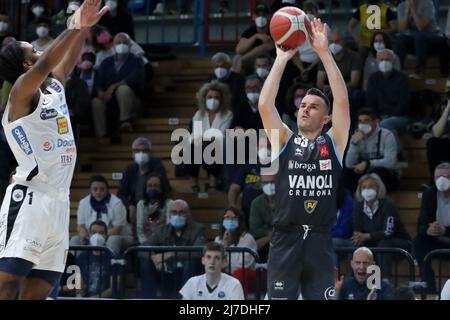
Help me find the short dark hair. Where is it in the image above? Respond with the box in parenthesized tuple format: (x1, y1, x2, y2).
(370, 31, 393, 56)
(89, 220, 108, 233)
(0, 41, 26, 83)
(89, 175, 109, 188)
(357, 107, 378, 120)
(203, 242, 226, 258)
(143, 172, 172, 205)
(305, 88, 330, 113)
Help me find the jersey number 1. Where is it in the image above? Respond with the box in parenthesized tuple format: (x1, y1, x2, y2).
(28, 192, 33, 205)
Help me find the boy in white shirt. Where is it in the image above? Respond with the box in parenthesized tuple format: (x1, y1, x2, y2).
(179, 242, 244, 300)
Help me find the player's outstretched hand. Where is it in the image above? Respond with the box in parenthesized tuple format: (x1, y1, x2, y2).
(275, 45, 299, 63)
(308, 18, 329, 55)
(79, 0, 109, 28)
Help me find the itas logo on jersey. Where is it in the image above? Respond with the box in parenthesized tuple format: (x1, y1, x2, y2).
(61, 154, 73, 166)
(319, 145, 329, 158)
(319, 159, 332, 171)
(12, 126, 33, 155)
(40, 108, 58, 120)
(57, 117, 68, 134)
(304, 200, 318, 214)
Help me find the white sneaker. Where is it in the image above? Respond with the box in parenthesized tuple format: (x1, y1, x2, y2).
(152, 2, 164, 15)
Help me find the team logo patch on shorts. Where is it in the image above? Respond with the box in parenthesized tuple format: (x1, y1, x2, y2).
(12, 126, 33, 155)
(304, 200, 318, 214)
(56, 117, 68, 134)
(218, 291, 226, 299)
(273, 280, 284, 291)
(12, 189, 24, 202)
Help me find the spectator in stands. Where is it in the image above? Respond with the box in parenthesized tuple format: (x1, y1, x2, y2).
(281, 83, 310, 134)
(187, 81, 233, 193)
(118, 137, 168, 239)
(92, 32, 145, 138)
(0, 11, 15, 45)
(249, 173, 275, 262)
(230, 74, 263, 130)
(442, 279, 450, 300)
(70, 175, 129, 257)
(26, 1, 51, 42)
(77, 220, 114, 298)
(394, 0, 448, 79)
(316, 30, 363, 117)
(208, 52, 245, 114)
(331, 178, 354, 248)
(366, 49, 410, 145)
(139, 199, 206, 298)
(99, 0, 135, 39)
(363, 31, 401, 90)
(352, 173, 412, 279)
(215, 207, 257, 298)
(426, 80, 450, 178)
(343, 108, 399, 192)
(413, 162, 450, 294)
(30, 17, 54, 52)
(235, 4, 275, 74)
(136, 173, 173, 245)
(179, 242, 245, 300)
(347, 1, 397, 61)
(335, 247, 394, 300)
(77, 51, 97, 96)
(254, 54, 273, 82)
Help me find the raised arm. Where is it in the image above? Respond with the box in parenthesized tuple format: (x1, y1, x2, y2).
(308, 18, 350, 158)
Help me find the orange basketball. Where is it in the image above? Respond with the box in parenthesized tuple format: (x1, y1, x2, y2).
(269, 7, 312, 49)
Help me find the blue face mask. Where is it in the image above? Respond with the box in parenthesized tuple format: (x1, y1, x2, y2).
(170, 215, 186, 229)
(223, 219, 239, 231)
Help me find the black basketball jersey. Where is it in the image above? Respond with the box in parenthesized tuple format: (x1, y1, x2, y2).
(274, 132, 342, 229)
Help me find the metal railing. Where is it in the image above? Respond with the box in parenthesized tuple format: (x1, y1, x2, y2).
(423, 249, 450, 299)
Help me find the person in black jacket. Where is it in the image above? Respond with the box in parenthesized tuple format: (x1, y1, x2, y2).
(413, 162, 450, 293)
(352, 173, 411, 280)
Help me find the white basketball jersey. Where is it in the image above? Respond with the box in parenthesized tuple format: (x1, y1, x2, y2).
(1, 78, 76, 195)
(179, 273, 245, 300)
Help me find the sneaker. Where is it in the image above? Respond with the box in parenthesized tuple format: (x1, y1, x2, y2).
(152, 2, 164, 15)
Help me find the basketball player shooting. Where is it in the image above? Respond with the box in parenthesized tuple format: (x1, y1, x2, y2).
(0, 0, 108, 299)
(259, 18, 350, 299)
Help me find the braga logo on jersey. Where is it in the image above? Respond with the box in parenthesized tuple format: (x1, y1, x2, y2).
(40, 108, 58, 120)
(288, 160, 316, 172)
(12, 126, 33, 155)
(304, 200, 318, 214)
(56, 117, 68, 134)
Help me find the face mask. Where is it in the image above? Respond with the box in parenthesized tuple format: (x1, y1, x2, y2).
(90, 233, 106, 246)
(378, 60, 393, 73)
(258, 147, 271, 163)
(78, 60, 93, 70)
(214, 67, 228, 79)
(373, 42, 385, 52)
(256, 67, 269, 79)
(206, 98, 220, 111)
(329, 43, 343, 55)
(170, 215, 186, 229)
(262, 183, 276, 196)
(358, 123, 372, 135)
(115, 43, 129, 55)
(307, 14, 314, 21)
(361, 188, 377, 202)
(97, 32, 111, 44)
(146, 187, 162, 201)
(294, 96, 303, 109)
(32, 6, 44, 17)
(106, 0, 118, 11)
(247, 92, 260, 104)
(134, 152, 149, 165)
(223, 219, 239, 231)
(0, 21, 8, 32)
(435, 176, 450, 192)
(36, 26, 49, 38)
(255, 16, 267, 28)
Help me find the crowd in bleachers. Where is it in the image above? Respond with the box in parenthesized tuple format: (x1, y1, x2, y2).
(0, 0, 450, 300)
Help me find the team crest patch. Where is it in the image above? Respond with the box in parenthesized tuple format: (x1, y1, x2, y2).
(316, 135, 326, 145)
(57, 117, 68, 134)
(218, 291, 226, 299)
(12, 189, 24, 202)
(304, 200, 318, 214)
(49, 81, 62, 93)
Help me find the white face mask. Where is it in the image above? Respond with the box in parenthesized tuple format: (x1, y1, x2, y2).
(262, 183, 276, 196)
(361, 188, 377, 202)
(214, 67, 228, 79)
(134, 152, 149, 165)
(258, 147, 271, 163)
(36, 26, 49, 38)
(256, 67, 269, 79)
(106, 0, 118, 11)
(247, 92, 260, 104)
(436, 176, 450, 192)
(206, 98, 220, 111)
(0, 21, 8, 32)
(329, 43, 343, 55)
(358, 123, 372, 135)
(115, 43, 129, 55)
(255, 16, 267, 28)
(32, 6, 44, 17)
(90, 233, 106, 246)
(373, 42, 385, 52)
(78, 60, 94, 70)
(378, 60, 393, 73)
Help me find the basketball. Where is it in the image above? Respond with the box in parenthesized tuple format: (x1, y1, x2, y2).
(269, 6, 312, 49)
